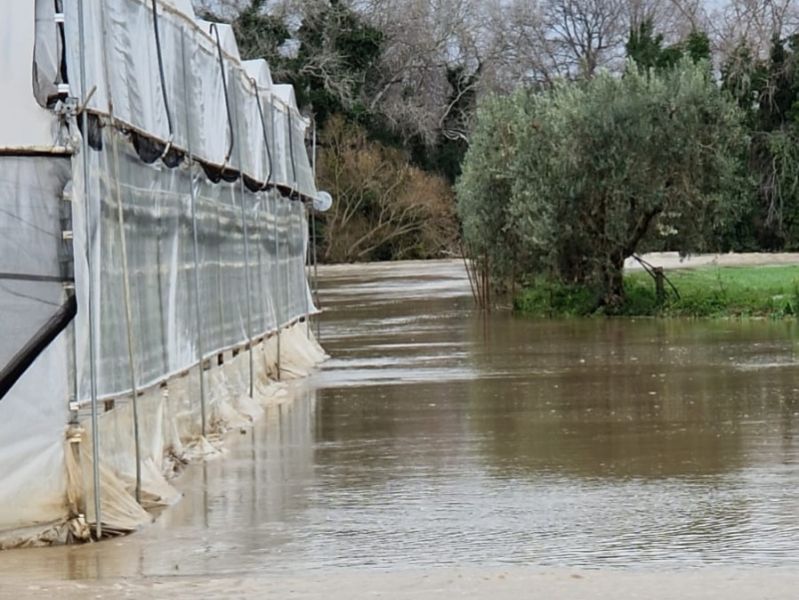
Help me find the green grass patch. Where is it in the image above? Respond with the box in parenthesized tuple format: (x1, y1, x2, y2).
(514, 278, 598, 317)
(515, 266, 799, 318)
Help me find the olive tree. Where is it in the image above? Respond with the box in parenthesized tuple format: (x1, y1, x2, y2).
(457, 59, 747, 309)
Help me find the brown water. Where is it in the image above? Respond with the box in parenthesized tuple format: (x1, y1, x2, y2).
(1, 259, 798, 588)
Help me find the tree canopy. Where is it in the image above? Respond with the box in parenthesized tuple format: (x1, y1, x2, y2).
(214, 1, 799, 272)
(458, 60, 747, 309)
(721, 34, 799, 250)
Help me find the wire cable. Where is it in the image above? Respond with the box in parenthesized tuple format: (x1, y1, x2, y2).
(210, 23, 235, 168)
(151, 0, 174, 155)
(250, 77, 274, 191)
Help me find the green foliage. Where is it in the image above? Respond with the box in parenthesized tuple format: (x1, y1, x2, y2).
(232, 2, 460, 263)
(458, 60, 747, 308)
(233, 1, 464, 185)
(293, 5, 383, 125)
(456, 93, 521, 285)
(626, 19, 710, 73)
(626, 20, 681, 72)
(234, 1, 383, 129)
(625, 266, 799, 318)
(721, 35, 799, 250)
(406, 66, 477, 183)
(514, 279, 598, 317)
(683, 30, 712, 64)
(234, 2, 291, 64)
(517, 266, 799, 319)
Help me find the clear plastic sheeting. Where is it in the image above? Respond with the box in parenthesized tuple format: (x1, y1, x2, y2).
(0, 156, 71, 375)
(59, 0, 317, 198)
(243, 60, 273, 89)
(76, 130, 315, 400)
(0, 338, 70, 540)
(75, 321, 327, 536)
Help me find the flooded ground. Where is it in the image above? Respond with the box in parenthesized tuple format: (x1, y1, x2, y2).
(1, 259, 798, 598)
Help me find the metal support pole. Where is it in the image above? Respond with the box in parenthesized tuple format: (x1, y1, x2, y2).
(282, 200, 292, 349)
(311, 202, 320, 307)
(62, 188, 79, 428)
(304, 202, 311, 339)
(310, 203, 321, 341)
(98, 0, 142, 505)
(249, 76, 272, 370)
(240, 176, 255, 398)
(310, 119, 320, 308)
(311, 120, 317, 181)
(180, 31, 207, 436)
(273, 193, 281, 381)
(77, 0, 102, 539)
(95, 3, 141, 504)
(285, 110, 299, 347)
(252, 192, 266, 365)
(109, 129, 143, 506)
(233, 106, 255, 399)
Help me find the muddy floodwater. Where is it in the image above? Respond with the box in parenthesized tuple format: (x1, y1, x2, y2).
(1, 259, 798, 596)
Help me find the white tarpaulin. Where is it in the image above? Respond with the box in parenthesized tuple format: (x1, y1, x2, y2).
(0, 2, 62, 150)
(61, 0, 317, 197)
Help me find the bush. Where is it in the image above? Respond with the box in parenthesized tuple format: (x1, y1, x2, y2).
(316, 116, 459, 262)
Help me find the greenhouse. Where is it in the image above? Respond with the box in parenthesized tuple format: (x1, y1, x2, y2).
(0, 0, 326, 547)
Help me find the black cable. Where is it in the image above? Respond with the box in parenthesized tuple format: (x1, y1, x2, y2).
(251, 78, 273, 191)
(210, 23, 235, 166)
(0, 272, 73, 283)
(151, 0, 173, 139)
(56, 0, 69, 87)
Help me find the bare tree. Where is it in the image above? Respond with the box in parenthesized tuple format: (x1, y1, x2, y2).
(709, 0, 799, 60)
(199, 0, 732, 146)
(541, 0, 628, 77)
(627, 0, 705, 39)
(317, 116, 458, 261)
(359, 0, 486, 143)
(480, 0, 703, 90)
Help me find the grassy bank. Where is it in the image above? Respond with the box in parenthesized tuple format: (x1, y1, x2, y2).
(515, 265, 799, 318)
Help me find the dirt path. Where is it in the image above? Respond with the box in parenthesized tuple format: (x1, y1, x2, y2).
(625, 252, 799, 271)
